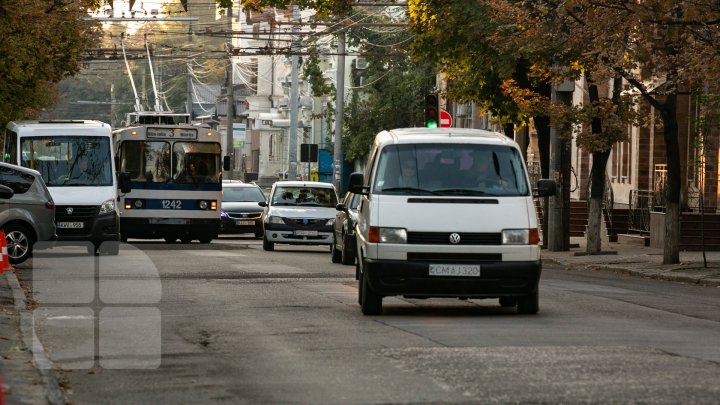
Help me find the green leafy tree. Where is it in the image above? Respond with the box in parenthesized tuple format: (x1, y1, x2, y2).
(0, 0, 102, 128)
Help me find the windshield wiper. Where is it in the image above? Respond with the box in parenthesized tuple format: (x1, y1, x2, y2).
(434, 188, 495, 196)
(382, 187, 439, 195)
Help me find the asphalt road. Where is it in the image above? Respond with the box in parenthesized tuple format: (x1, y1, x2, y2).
(16, 236, 720, 404)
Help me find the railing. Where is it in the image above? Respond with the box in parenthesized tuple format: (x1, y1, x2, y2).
(627, 189, 666, 234)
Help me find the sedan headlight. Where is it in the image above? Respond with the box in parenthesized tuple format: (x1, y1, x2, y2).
(267, 215, 285, 224)
(99, 198, 116, 215)
(325, 218, 335, 226)
(502, 229, 529, 245)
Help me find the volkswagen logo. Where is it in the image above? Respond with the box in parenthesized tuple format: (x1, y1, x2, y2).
(449, 232, 461, 244)
(66, 207, 74, 215)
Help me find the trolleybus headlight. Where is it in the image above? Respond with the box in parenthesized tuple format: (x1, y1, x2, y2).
(99, 199, 116, 214)
(134, 199, 143, 209)
(124, 201, 132, 209)
(199, 200, 208, 209)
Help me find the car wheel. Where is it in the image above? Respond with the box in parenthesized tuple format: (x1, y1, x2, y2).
(517, 290, 539, 314)
(262, 236, 274, 251)
(341, 235, 354, 265)
(5, 224, 34, 264)
(499, 297, 517, 307)
(360, 272, 382, 315)
(331, 235, 342, 263)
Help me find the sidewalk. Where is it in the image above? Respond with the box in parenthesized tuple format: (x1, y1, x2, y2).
(542, 237, 720, 287)
(0, 271, 53, 405)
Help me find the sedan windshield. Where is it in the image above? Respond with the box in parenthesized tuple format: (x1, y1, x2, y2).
(272, 186, 337, 207)
(223, 187, 265, 202)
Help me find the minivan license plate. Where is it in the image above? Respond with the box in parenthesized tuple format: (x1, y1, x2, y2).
(429, 264, 480, 277)
(57, 222, 84, 229)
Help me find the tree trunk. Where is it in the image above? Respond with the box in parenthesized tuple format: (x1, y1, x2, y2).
(585, 77, 611, 254)
(503, 123, 514, 138)
(587, 151, 610, 254)
(660, 97, 681, 264)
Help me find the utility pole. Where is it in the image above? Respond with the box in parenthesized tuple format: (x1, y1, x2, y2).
(287, 5, 300, 181)
(186, 2, 193, 119)
(224, 5, 235, 180)
(333, 28, 346, 192)
(548, 78, 574, 251)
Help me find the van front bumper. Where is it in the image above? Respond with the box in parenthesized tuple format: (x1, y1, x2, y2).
(362, 258, 541, 298)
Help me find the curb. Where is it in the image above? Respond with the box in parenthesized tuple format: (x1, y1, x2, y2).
(4, 271, 66, 405)
(544, 258, 720, 288)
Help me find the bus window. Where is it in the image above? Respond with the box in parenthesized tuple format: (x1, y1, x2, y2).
(172, 142, 221, 183)
(120, 141, 170, 182)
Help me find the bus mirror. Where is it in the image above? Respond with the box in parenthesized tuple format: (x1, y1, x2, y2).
(223, 156, 231, 171)
(119, 172, 132, 194)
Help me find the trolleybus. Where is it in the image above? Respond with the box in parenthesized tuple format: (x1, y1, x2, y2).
(114, 112, 223, 243)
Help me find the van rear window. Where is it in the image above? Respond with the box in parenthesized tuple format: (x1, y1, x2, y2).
(373, 144, 529, 197)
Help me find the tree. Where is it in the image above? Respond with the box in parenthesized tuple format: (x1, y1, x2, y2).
(0, 0, 102, 128)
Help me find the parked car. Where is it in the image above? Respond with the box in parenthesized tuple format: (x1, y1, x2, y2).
(0, 162, 57, 264)
(331, 191, 361, 265)
(259, 181, 338, 251)
(220, 181, 266, 238)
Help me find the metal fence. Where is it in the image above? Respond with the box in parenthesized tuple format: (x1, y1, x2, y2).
(627, 189, 665, 234)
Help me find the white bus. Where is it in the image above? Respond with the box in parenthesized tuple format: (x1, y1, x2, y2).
(114, 112, 223, 243)
(4, 120, 120, 254)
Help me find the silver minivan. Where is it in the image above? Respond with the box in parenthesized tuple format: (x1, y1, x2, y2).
(0, 162, 57, 264)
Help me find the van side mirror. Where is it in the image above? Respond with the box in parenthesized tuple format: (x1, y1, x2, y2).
(0, 184, 14, 199)
(348, 172, 368, 195)
(119, 172, 132, 194)
(223, 156, 231, 171)
(534, 179, 556, 197)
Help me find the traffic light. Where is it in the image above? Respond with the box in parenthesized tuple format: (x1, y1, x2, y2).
(424, 93, 439, 128)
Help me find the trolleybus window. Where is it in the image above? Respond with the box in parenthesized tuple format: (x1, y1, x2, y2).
(120, 141, 171, 182)
(173, 142, 221, 183)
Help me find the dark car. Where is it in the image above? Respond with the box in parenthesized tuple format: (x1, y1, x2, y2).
(220, 181, 266, 238)
(331, 191, 361, 265)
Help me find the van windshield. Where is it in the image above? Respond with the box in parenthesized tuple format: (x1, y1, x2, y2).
(373, 144, 529, 196)
(20, 136, 112, 187)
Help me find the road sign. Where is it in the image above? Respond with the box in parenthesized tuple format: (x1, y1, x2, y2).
(440, 110, 452, 128)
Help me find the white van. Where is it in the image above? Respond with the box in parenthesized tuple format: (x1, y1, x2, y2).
(4, 120, 120, 254)
(349, 128, 555, 315)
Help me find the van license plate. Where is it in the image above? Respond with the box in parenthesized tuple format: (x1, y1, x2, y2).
(235, 220, 254, 226)
(429, 264, 480, 277)
(57, 222, 84, 229)
(295, 230, 318, 236)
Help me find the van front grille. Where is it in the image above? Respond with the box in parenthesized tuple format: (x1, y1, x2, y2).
(407, 252, 502, 262)
(407, 232, 502, 245)
(55, 205, 98, 221)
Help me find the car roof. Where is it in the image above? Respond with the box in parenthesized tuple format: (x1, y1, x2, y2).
(375, 128, 518, 148)
(0, 162, 42, 177)
(272, 181, 335, 189)
(222, 182, 260, 188)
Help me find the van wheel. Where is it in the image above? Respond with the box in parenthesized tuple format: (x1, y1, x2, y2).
(5, 224, 34, 264)
(517, 290, 539, 314)
(360, 272, 382, 315)
(331, 236, 341, 263)
(499, 297, 517, 307)
(262, 237, 274, 251)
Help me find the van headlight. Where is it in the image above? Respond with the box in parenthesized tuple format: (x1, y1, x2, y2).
(502, 229, 529, 245)
(369, 226, 406, 243)
(99, 198, 116, 215)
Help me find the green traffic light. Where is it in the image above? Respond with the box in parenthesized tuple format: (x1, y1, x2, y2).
(426, 121, 438, 128)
